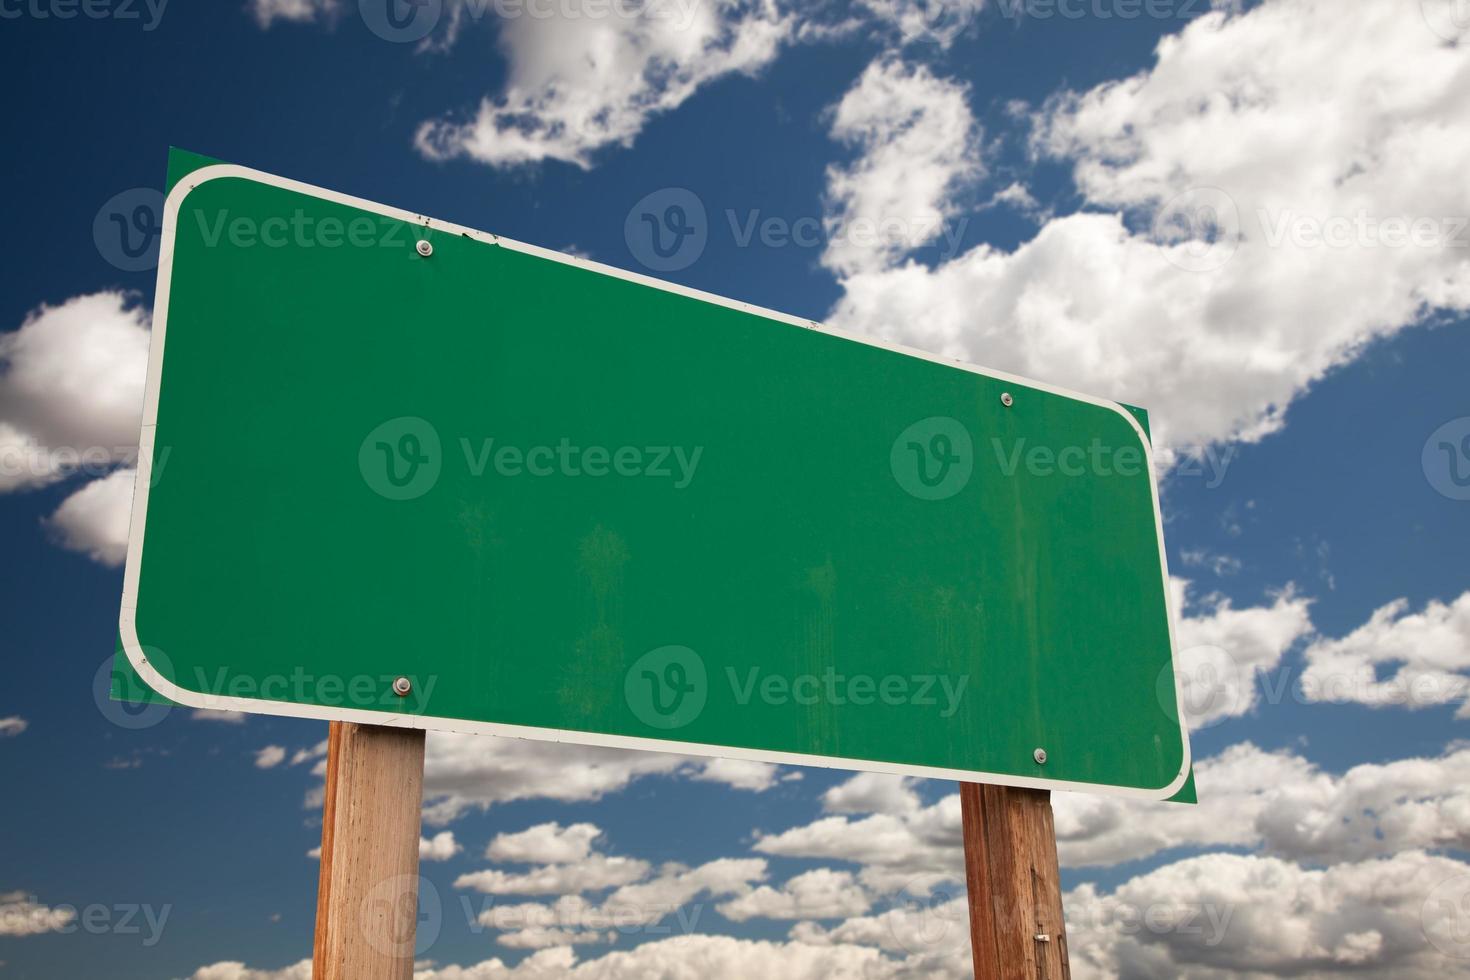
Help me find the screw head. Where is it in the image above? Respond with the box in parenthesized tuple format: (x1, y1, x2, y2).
(1033, 747, 1047, 765)
(415, 239, 433, 257)
(1000, 392, 1014, 408)
(392, 676, 412, 697)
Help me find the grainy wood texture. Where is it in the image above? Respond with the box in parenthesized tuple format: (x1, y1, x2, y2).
(313, 722, 427, 980)
(961, 783, 1071, 980)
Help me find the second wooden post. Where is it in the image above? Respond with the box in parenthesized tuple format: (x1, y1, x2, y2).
(960, 783, 1071, 979)
(313, 721, 427, 980)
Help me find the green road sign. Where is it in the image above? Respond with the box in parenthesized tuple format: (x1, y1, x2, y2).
(119, 151, 1191, 800)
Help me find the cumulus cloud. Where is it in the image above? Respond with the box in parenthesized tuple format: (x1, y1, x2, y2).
(1170, 577, 1314, 730)
(0, 292, 150, 565)
(185, 935, 955, 979)
(248, 0, 337, 28)
(457, 853, 652, 897)
(718, 867, 872, 922)
(415, 0, 792, 169)
(0, 717, 26, 737)
(823, 57, 980, 276)
(1066, 851, 1470, 980)
(1300, 590, 1470, 717)
(43, 466, 135, 566)
(253, 745, 287, 769)
(0, 891, 76, 936)
(828, 0, 1470, 449)
(419, 733, 783, 824)
(487, 822, 604, 865)
(421, 830, 463, 862)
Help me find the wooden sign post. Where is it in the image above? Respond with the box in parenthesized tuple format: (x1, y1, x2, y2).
(961, 783, 1071, 978)
(313, 722, 427, 980)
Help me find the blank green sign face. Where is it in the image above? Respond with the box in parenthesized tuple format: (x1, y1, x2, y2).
(120, 158, 1190, 799)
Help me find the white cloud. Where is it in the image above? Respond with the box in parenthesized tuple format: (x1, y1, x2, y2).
(45, 467, 135, 566)
(253, 745, 287, 769)
(1301, 590, 1470, 717)
(421, 831, 463, 861)
(1055, 741, 1470, 868)
(457, 854, 652, 897)
(753, 790, 963, 894)
(0, 292, 149, 491)
(853, 0, 983, 47)
(823, 57, 980, 276)
(1066, 851, 1470, 980)
(828, 0, 1470, 449)
(248, 0, 337, 29)
(718, 868, 872, 922)
(192, 709, 247, 724)
(290, 740, 327, 765)
(180, 962, 313, 980)
(688, 757, 783, 792)
(419, 732, 781, 824)
(415, 0, 792, 169)
(1170, 577, 1314, 730)
(487, 822, 603, 865)
(0, 717, 26, 737)
(469, 857, 771, 942)
(821, 772, 921, 816)
(187, 935, 953, 979)
(0, 892, 75, 936)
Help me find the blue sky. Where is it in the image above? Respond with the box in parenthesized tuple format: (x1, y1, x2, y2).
(3, 1, 1470, 977)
